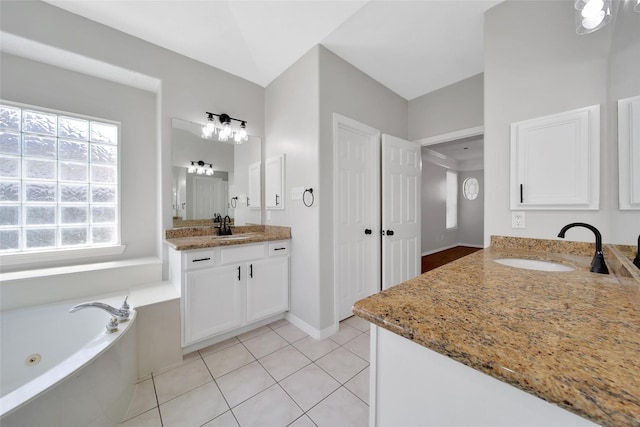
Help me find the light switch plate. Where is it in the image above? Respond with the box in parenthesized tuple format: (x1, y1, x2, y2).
(512, 211, 526, 228)
(292, 187, 304, 200)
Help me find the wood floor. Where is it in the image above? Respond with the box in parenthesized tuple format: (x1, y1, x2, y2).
(421, 246, 482, 273)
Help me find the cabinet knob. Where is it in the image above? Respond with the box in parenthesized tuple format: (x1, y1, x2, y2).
(364, 229, 372, 235)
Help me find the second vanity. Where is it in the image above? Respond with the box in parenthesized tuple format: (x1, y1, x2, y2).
(354, 236, 640, 427)
(165, 225, 291, 353)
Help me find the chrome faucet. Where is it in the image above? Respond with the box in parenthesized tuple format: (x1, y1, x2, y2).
(633, 234, 640, 269)
(557, 223, 609, 274)
(69, 297, 131, 333)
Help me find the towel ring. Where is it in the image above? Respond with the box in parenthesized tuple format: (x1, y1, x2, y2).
(303, 188, 314, 207)
(230, 196, 238, 208)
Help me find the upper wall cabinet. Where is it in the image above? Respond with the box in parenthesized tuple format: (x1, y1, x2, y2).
(618, 96, 640, 210)
(265, 154, 285, 210)
(510, 105, 600, 210)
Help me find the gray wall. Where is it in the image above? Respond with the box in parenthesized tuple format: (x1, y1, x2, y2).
(1, 0, 265, 269)
(409, 73, 483, 140)
(265, 46, 322, 331)
(484, 0, 617, 245)
(0, 53, 156, 270)
(421, 159, 458, 253)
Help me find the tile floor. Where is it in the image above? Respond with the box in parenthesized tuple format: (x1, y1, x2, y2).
(120, 316, 371, 427)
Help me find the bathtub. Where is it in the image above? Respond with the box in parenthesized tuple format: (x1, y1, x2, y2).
(0, 295, 137, 427)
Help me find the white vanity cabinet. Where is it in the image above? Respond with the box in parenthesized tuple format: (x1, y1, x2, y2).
(169, 240, 290, 350)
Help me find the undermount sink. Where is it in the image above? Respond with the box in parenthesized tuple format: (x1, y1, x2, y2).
(211, 235, 252, 241)
(493, 258, 575, 272)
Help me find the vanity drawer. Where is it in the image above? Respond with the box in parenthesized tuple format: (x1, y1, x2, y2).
(184, 249, 216, 269)
(268, 241, 289, 256)
(221, 243, 265, 264)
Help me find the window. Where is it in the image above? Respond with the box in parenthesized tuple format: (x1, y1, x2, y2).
(446, 170, 457, 229)
(463, 177, 480, 201)
(0, 103, 120, 254)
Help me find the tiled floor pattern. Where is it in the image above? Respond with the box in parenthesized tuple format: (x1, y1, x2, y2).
(120, 316, 371, 427)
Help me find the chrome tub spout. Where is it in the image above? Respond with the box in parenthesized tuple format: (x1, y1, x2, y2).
(69, 297, 131, 333)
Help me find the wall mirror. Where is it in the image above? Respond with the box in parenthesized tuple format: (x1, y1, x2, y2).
(171, 118, 262, 227)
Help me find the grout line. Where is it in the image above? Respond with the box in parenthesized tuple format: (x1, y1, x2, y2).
(150, 373, 164, 427)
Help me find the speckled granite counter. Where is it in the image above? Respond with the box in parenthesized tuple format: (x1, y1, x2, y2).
(353, 236, 640, 427)
(164, 225, 291, 251)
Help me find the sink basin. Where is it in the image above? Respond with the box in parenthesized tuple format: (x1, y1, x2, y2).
(211, 235, 252, 241)
(494, 258, 575, 272)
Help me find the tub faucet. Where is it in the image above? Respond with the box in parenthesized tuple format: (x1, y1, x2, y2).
(69, 297, 131, 333)
(634, 235, 640, 269)
(557, 223, 609, 274)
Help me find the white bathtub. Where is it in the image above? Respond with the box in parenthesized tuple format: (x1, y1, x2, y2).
(0, 295, 137, 427)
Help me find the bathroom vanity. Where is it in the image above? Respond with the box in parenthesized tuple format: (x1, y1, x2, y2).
(354, 236, 640, 427)
(165, 225, 291, 352)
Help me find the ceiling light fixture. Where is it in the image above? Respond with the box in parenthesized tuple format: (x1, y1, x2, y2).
(188, 160, 214, 176)
(202, 112, 249, 144)
(575, 0, 612, 34)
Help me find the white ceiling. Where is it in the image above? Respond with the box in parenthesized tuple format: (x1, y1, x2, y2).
(427, 135, 484, 162)
(44, 0, 501, 101)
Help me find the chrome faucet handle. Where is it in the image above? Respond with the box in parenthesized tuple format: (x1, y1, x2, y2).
(106, 317, 119, 334)
(120, 296, 130, 311)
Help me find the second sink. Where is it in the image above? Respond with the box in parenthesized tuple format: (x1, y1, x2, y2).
(494, 258, 575, 272)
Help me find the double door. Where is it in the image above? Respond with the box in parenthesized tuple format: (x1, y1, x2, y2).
(334, 114, 421, 321)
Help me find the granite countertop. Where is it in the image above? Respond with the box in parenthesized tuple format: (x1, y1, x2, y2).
(163, 225, 291, 251)
(353, 236, 640, 427)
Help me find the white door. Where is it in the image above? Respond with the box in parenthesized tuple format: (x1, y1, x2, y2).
(334, 114, 380, 321)
(382, 134, 421, 290)
(194, 177, 218, 218)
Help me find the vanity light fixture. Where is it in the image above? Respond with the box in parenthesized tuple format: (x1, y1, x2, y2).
(575, 0, 612, 34)
(635, 0, 640, 13)
(188, 160, 214, 176)
(202, 112, 249, 144)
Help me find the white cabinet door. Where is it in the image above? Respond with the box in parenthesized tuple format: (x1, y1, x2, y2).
(265, 154, 284, 209)
(183, 265, 242, 346)
(246, 257, 289, 323)
(510, 105, 600, 210)
(248, 161, 261, 209)
(618, 96, 640, 210)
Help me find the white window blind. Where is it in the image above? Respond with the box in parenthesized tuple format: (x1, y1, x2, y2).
(446, 170, 458, 229)
(0, 103, 120, 253)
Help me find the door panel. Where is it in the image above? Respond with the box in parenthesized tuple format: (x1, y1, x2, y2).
(334, 115, 380, 321)
(382, 134, 421, 290)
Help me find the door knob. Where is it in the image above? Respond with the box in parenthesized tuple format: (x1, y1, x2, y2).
(364, 229, 372, 235)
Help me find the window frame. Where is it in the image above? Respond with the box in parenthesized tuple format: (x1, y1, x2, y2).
(0, 100, 125, 266)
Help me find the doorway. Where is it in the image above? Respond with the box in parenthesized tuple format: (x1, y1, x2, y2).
(417, 127, 485, 266)
(333, 114, 421, 322)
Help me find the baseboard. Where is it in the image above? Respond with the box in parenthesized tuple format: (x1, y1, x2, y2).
(422, 244, 457, 257)
(457, 243, 484, 249)
(422, 243, 484, 256)
(285, 312, 338, 340)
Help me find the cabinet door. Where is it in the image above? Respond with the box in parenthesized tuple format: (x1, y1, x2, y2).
(248, 161, 261, 209)
(510, 105, 600, 210)
(265, 154, 284, 209)
(183, 265, 242, 346)
(246, 257, 289, 323)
